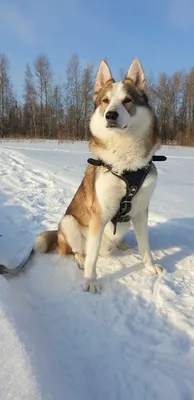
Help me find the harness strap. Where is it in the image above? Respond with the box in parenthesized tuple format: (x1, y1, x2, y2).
(87, 155, 167, 234)
(87, 155, 167, 167)
(110, 163, 152, 234)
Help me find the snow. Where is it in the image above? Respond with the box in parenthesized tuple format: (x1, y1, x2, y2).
(0, 139, 194, 400)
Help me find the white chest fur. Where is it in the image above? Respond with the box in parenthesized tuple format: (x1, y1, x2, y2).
(95, 164, 157, 224)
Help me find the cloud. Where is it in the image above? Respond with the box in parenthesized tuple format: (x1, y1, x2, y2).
(168, 0, 194, 29)
(0, 4, 36, 44)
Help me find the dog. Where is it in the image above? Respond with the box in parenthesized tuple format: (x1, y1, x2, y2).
(0, 58, 163, 293)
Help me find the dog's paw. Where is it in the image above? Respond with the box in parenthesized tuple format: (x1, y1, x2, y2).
(83, 280, 101, 294)
(117, 241, 132, 251)
(145, 263, 163, 275)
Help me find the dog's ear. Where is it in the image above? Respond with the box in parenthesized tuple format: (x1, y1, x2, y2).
(126, 58, 146, 90)
(94, 60, 113, 94)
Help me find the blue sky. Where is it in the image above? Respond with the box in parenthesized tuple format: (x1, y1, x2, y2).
(0, 0, 194, 97)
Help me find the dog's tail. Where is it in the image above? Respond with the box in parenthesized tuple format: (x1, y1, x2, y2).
(34, 230, 58, 254)
(0, 230, 58, 276)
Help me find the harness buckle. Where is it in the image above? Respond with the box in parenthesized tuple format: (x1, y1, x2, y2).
(120, 199, 132, 215)
(128, 186, 137, 196)
(120, 185, 137, 216)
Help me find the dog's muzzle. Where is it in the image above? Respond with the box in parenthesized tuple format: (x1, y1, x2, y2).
(105, 111, 119, 128)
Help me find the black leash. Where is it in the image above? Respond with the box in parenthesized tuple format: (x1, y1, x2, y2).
(87, 154, 167, 234)
(0, 247, 34, 275)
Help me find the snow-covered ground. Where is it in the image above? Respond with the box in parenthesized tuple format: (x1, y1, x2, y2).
(0, 140, 194, 400)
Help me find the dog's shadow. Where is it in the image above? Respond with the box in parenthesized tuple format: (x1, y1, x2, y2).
(100, 217, 194, 284)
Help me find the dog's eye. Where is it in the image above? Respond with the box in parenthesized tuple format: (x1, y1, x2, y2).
(103, 98, 109, 104)
(123, 97, 132, 104)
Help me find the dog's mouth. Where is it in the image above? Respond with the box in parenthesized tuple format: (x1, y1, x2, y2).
(106, 122, 127, 130)
(106, 121, 117, 128)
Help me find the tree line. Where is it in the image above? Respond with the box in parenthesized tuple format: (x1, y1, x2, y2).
(0, 53, 194, 145)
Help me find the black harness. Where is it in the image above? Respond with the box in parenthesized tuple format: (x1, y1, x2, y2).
(87, 155, 167, 235)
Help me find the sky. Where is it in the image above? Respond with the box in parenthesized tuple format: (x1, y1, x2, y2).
(0, 0, 194, 98)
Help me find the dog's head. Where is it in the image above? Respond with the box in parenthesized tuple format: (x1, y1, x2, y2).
(90, 58, 153, 139)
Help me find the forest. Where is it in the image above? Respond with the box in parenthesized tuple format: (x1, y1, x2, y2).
(0, 53, 194, 145)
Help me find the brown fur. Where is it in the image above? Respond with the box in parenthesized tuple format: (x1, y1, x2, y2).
(89, 136, 106, 153)
(123, 80, 150, 107)
(57, 229, 72, 256)
(93, 79, 114, 107)
(38, 230, 58, 252)
(65, 165, 101, 228)
(35, 164, 103, 256)
(55, 164, 102, 255)
(144, 114, 161, 158)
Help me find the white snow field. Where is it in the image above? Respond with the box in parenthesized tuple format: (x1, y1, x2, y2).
(0, 140, 194, 400)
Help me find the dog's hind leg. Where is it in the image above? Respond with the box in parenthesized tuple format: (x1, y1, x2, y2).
(131, 208, 163, 275)
(59, 215, 85, 268)
(101, 220, 132, 255)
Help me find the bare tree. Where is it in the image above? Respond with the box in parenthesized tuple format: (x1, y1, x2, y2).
(0, 54, 14, 138)
(24, 64, 37, 138)
(65, 54, 82, 139)
(81, 64, 94, 140)
(35, 55, 53, 138)
(52, 82, 65, 140)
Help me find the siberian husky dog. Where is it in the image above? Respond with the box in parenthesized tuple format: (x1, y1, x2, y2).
(1, 58, 163, 292)
(32, 57, 163, 293)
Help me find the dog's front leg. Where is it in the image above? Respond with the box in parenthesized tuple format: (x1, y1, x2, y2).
(131, 209, 163, 275)
(83, 216, 105, 293)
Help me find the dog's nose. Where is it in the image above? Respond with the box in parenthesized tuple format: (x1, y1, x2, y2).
(105, 111, 119, 121)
